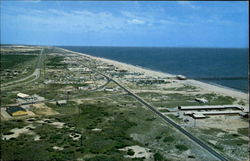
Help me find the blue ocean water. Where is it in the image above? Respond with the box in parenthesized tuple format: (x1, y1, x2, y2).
(60, 46, 249, 93)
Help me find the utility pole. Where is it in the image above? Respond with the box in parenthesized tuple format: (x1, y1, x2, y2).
(43, 48, 46, 99)
(66, 91, 70, 101)
(77, 104, 83, 147)
(81, 129, 83, 147)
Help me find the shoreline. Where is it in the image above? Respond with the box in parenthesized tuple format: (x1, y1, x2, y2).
(59, 47, 249, 101)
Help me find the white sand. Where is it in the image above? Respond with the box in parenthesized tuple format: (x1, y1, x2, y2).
(119, 145, 152, 159)
(2, 125, 35, 140)
(50, 122, 65, 129)
(69, 133, 81, 141)
(34, 135, 41, 141)
(53, 146, 64, 150)
(91, 128, 102, 132)
(60, 48, 249, 101)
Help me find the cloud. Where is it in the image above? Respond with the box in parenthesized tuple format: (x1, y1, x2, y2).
(4, 9, 129, 33)
(128, 19, 145, 25)
(177, 1, 198, 9)
(22, 0, 41, 3)
(122, 11, 190, 27)
(122, 11, 156, 26)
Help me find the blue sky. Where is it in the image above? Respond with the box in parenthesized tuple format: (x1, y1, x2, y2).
(1, 1, 248, 47)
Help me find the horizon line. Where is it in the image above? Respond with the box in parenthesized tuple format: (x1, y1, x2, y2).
(0, 43, 248, 49)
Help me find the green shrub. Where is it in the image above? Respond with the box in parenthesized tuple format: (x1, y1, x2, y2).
(127, 149, 135, 156)
(153, 152, 164, 161)
(163, 136, 174, 142)
(175, 144, 188, 151)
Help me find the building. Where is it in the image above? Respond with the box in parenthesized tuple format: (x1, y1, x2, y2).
(178, 105, 243, 111)
(191, 111, 240, 116)
(84, 81, 95, 84)
(104, 88, 114, 92)
(56, 100, 67, 106)
(17, 93, 30, 99)
(6, 106, 28, 117)
(192, 113, 207, 119)
(195, 98, 208, 103)
(176, 75, 187, 80)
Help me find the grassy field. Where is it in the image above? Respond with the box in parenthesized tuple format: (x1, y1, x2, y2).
(1, 54, 38, 84)
(1, 54, 37, 69)
(189, 127, 249, 161)
(46, 55, 67, 68)
(1, 90, 214, 161)
(1, 47, 247, 161)
(137, 92, 236, 108)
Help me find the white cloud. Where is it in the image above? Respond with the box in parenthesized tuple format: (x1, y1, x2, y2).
(128, 19, 145, 25)
(177, 1, 198, 9)
(22, 0, 41, 3)
(8, 9, 128, 33)
(121, 11, 155, 26)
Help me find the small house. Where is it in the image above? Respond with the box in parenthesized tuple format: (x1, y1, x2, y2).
(6, 106, 28, 117)
(195, 98, 208, 103)
(56, 100, 67, 106)
(192, 113, 207, 119)
(176, 75, 187, 80)
(104, 88, 114, 92)
(17, 93, 30, 99)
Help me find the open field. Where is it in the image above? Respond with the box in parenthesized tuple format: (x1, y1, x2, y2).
(0, 54, 38, 83)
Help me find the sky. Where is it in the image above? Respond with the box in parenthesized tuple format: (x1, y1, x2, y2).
(0, 1, 248, 48)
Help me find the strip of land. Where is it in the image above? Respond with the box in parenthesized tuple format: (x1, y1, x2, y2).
(1, 46, 249, 161)
(60, 48, 249, 102)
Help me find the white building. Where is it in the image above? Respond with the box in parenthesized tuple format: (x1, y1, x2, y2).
(17, 93, 30, 99)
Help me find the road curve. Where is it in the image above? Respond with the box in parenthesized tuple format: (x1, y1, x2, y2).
(1, 49, 44, 89)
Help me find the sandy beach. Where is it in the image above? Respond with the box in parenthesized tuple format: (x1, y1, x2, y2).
(60, 48, 249, 102)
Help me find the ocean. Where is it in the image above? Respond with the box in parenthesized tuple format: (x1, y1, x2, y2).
(60, 46, 249, 93)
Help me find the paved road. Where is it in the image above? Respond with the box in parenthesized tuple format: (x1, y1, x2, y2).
(91, 78, 111, 91)
(99, 72, 228, 161)
(2, 49, 44, 89)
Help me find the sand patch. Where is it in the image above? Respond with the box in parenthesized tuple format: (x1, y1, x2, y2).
(119, 145, 152, 159)
(69, 133, 81, 141)
(91, 128, 102, 132)
(53, 146, 64, 151)
(34, 135, 41, 141)
(35, 119, 65, 128)
(2, 125, 36, 140)
(50, 122, 65, 128)
(198, 115, 248, 132)
(32, 103, 59, 115)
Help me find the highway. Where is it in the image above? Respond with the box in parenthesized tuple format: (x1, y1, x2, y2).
(99, 72, 228, 161)
(2, 49, 44, 89)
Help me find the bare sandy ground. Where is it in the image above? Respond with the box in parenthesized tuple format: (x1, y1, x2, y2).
(2, 124, 36, 140)
(32, 103, 59, 115)
(60, 48, 249, 102)
(119, 145, 153, 159)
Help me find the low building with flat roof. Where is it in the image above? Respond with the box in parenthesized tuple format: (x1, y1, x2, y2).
(193, 113, 206, 119)
(6, 106, 28, 117)
(176, 75, 187, 80)
(195, 98, 208, 103)
(192, 111, 240, 116)
(17, 93, 30, 99)
(56, 100, 67, 106)
(178, 105, 243, 111)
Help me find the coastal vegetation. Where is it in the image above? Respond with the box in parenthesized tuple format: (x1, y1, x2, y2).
(1, 46, 248, 161)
